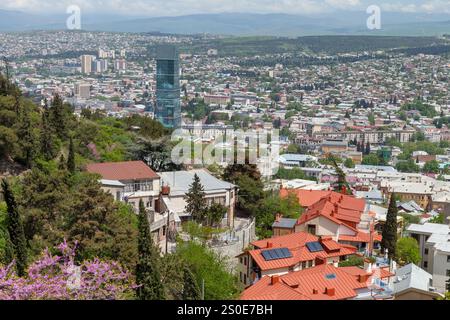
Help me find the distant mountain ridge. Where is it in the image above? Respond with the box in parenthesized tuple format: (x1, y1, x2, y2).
(0, 10, 449, 36)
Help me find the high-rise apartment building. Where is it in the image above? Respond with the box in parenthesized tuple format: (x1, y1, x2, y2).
(74, 83, 91, 99)
(80, 55, 94, 74)
(155, 45, 181, 128)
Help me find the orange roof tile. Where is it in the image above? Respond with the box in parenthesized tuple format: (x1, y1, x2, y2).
(339, 231, 382, 244)
(281, 189, 367, 232)
(241, 277, 310, 300)
(241, 264, 388, 300)
(249, 232, 357, 271)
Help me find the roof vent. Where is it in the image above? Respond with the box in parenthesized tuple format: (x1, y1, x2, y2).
(325, 287, 336, 296)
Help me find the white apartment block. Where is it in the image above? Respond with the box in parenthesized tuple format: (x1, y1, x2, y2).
(407, 223, 450, 293)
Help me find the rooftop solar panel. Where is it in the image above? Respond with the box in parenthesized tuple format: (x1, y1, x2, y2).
(325, 273, 337, 280)
(261, 248, 293, 261)
(306, 241, 324, 253)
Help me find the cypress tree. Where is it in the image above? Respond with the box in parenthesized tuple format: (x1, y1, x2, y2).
(181, 263, 201, 300)
(50, 94, 66, 139)
(365, 142, 371, 155)
(58, 154, 66, 171)
(184, 174, 207, 223)
(136, 199, 165, 300)
(40, 110, 56, 161)
(67, 137, 76, 174)
(382, 194, 398, 259)
(1, 179, 27, 277)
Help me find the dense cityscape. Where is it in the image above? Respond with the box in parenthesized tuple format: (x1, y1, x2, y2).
(1, 1, 450, 307)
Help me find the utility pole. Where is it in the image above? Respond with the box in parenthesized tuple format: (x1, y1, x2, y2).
(165, 210, 170, 254)
(201, 278, 205, 300)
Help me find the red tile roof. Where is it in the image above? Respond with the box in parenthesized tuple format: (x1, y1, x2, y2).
(339, 231, 382, 244)
(86, 161, 159, 181)
(241, 264, 393, 300)
(240, 277, 309, 300)
(281, 189, 367, 231)
(248, 232, 357, 271)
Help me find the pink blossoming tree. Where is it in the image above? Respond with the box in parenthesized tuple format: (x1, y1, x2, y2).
(0, 241, 135, 300)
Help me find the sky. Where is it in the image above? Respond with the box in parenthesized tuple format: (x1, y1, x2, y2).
(1, 0, 450, 17)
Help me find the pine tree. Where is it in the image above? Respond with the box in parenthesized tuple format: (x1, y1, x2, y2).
(40, 110, 56, 161)
(184, 174, 207, 223)
(382, 194, 398, 259)
(136, 200, 165, 300)
(181, 263, 201, 300)
(1, 179, 27, 277)
(67, 137, 76, 174)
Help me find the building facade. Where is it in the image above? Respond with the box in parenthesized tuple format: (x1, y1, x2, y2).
(155, 45, 181, 128)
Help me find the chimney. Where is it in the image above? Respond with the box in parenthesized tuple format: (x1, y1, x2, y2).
(161, 185, 171, 196)
(267, 241, 273, 248)
(271, 275, 280, 285)
(325, 287, 335, 296)
(364, 259, 373, 273)
(312, 289, 319, 295)
(359, 274, 370, 283)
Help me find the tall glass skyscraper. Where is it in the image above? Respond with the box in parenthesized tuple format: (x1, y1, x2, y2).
(155, 45, 181, 128)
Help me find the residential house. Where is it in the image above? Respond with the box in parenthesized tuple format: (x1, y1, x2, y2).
(236, 232, 357, 288)
(407, 223, 450, 293)
(158, 169, 236, 227)
(393, 263, 443, 300)
(278, 189, 382, 252)
(241, 263, 393, 300)
(86, 161, 160, 211)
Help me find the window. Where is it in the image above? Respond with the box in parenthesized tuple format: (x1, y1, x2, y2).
(424, 248, 429, 255)
(308, 260, 313, 268)
(302, 261, 307, 269)
(307, 225, 317, 235)
(424, 261, 428, 268)
(244, 275, 247, 284)
(446, 270, 450, 277)
(447, 256, 450, 263)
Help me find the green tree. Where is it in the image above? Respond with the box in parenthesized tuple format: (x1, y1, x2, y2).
(181, 263, 202, 300)
(205, 203, 227, 227)
(175, 241, 241, 300)
(48, 94, 74, 140)
(67, 137, 76, 174)
(184, 174, 207, 223)
(0, 201, 14, 265)
(423, 160, 440, 174)
(40, 110, 57, 161)
(136, 200, 165, 300)
(382, 195, 398, 259)
(338, 255, 364, 267)
(396, 237, 421, 265)
(330, 156, 351, 194)
(1, 179, 27, 277)
(396, 159, 420, 173)
(344, 158, 355, 168)
(365, 142, 371, 155)
(362, 154, 380, 166)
